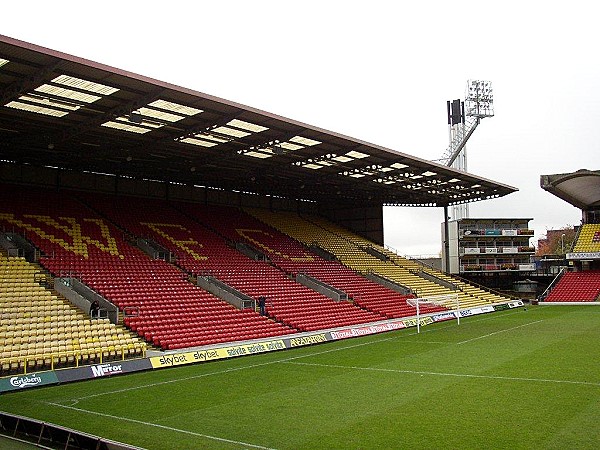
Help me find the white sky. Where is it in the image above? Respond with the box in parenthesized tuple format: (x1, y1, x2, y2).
(3, 1, 597, 256)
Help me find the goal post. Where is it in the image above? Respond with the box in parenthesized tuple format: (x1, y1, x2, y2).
(406, 293, 460, 333)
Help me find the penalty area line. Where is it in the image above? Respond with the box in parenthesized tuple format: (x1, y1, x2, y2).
(44, 402, 278, 450)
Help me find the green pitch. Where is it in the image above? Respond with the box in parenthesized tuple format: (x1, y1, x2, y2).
(1, 305, 599, 449)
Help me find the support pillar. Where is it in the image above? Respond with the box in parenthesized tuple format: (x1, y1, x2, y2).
(443, 205, 450, 274)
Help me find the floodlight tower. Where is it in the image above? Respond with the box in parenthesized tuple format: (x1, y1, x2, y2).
(441, 80, 494, 220)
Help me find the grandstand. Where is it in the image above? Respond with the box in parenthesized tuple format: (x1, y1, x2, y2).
(572, 223, 600, 253)
(0, 254, 145, 374)
(540, 170, 600, 302)
(0, 32, 524, 390)
(0, 183, 516, 375)
(543, 271, 600, 302)
(247, 208, 509, 309)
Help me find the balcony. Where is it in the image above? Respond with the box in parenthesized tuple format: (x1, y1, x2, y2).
(460, 263, 536, 273)
(461, 246, 535, 256)
(461, 228, 534, 237)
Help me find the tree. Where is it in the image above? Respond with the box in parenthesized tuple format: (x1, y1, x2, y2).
(537, 227, 577, 256)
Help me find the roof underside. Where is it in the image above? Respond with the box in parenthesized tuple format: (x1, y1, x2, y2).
(0, 35, 517, 207)
(540, 169, 600, 210)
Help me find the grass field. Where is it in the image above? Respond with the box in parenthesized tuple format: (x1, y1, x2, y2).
(1, 305, 599, 449)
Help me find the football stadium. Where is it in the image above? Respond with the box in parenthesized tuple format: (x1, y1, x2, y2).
(0, 35, 599, 449)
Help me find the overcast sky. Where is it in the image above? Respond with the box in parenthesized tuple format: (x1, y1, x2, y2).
(3, 1, 597, 255)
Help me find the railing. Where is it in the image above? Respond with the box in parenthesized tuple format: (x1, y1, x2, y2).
(450, 272, 520, 300)
(460, 228, 534, 236)
(196, 274, 255, 309)
(382, 243, 415, 261)
(461, 263, 536, 272)
(538, 266, 567, 301)
(377, 243, 519, 299)
(569, 225, 583, 253)
(0, 412, 144, 450)
(364, 270, 414, 296)
(461, 246, 536, 255)
(439, 116, 479, 166)
(296, 272, 347, 301)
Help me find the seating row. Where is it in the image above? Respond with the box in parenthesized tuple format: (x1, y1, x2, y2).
(544, 271, 600, 302)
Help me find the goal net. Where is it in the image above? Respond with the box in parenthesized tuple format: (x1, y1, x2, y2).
(406, 293, 460, 333)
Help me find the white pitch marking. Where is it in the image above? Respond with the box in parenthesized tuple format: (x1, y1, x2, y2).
(63, 359, 283, 404)
(284, 361, 600, 387)
(45, 401, 278, 450)
(36, 309, 547, 448)
(62, 331, 411, 404)
(56, 309, 519, 405)
(456, 319, 544, 345)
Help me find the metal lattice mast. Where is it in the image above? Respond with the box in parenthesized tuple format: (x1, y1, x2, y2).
(440, 80, 494, 220)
